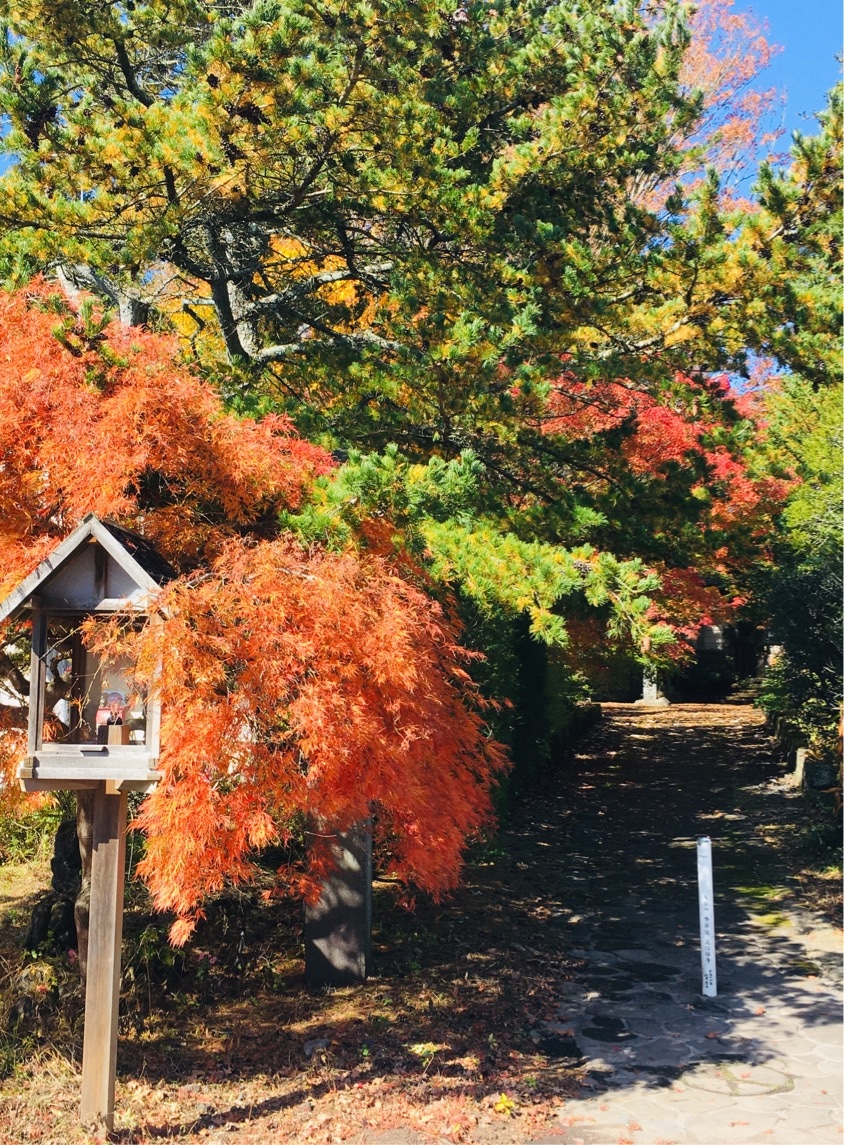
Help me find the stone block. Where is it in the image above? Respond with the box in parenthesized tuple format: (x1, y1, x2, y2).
(304, 822, 372, 986)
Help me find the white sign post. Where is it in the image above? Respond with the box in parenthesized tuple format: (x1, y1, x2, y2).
(697, 836, 717, 997)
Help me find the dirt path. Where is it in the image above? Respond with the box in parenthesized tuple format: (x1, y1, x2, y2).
(522, 702, 841, 981)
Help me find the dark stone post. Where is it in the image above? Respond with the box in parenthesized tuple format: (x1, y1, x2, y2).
(304, 822, 372, 986)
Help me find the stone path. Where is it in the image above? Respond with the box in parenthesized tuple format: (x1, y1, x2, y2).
(366, 702, 843, 1145)
(532, 703, 842, 1145)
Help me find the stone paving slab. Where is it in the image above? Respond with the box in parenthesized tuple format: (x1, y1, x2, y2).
(532, 912, 843, 1145)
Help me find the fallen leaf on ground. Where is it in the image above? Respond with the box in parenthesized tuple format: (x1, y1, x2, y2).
(493, 1093, 516, 1115)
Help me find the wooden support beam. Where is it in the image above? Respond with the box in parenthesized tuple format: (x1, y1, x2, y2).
(80, 784, 128, 1133)
(19, 776, 159, 793)
(26, 602, 47, 760)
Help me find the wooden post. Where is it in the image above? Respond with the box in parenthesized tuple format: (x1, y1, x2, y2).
(80, 783, 128, 1132)
(25, 602, 47, 764)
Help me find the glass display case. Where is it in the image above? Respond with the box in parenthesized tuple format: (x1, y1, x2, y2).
(0, 516, 170, 790)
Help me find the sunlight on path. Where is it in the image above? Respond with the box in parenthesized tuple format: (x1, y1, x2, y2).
(535, 703, 842, 1145)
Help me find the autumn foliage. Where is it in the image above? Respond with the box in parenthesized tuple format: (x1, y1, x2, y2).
(87, 541, 507, 944)
(0, 283, 507, 941)
(0, 282, 331, 583)
(682, 0, 780, 180)
(542, 370, 790, 530)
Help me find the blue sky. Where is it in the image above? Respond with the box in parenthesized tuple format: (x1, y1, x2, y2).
(743, 0, 842, 139)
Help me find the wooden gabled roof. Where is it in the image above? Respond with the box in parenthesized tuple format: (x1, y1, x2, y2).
(0, 514, 175, 623)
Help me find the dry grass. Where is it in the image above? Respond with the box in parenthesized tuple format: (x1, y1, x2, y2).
(0, 848, 585, 1144)
(0, 858, 51, 951)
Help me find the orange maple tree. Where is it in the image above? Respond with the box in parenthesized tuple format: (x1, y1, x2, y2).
(682, 0, 781, 183)
(540, 370, 790, 525)
(0, 283, 507, 942)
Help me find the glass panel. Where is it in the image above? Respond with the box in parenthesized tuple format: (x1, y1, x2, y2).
(92, 667, 147, 746)
(41, 619, 146, 746)
(41, 625, 79, 743)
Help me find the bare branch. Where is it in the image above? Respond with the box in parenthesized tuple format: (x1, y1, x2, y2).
(112, 39, 155, 108)
(252, 327, 406, 366)
(55, 263, 150, 327)
(252, 342, 308, 366)
(248, 262, 394, 317)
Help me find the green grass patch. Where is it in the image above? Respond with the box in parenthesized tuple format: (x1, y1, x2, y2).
(734, 884, 789, 904)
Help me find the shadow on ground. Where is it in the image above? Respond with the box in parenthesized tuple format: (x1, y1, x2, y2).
(112, 704, 841, 1138)
(515, 704, 842, 1097)
(0, 702, 840, 1143)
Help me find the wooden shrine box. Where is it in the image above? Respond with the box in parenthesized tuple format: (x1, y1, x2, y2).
(0, 514, 173, 794)
(0, 515, 176, 1131)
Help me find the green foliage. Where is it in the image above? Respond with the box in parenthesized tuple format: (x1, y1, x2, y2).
(0, 1027, 37, 1081)
(759, 652, 840, 746)
(129, 922, 186, 980)
(0, 0, 834, 798)
(754, 379, 843, 746)
(797, 800, 843, 869)
(281, 444, 486, 550)
(763, 379, 843, 553)
(738, 86, 842, 387)
(735, 96, 844, 743)
(282, 442, 678, 793)
(0, 801, 64, 865)
(0, 0, 741, 474)
(284, 445, 674, 669)
(0, 239, 42, 290)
